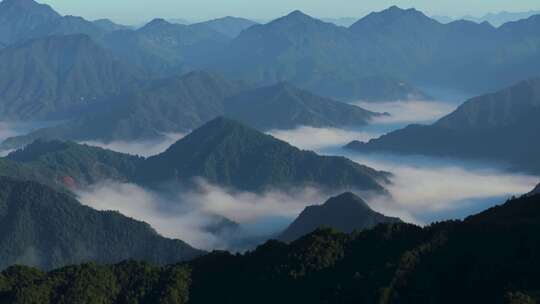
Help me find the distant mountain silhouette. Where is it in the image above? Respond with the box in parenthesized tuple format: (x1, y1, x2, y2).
(102, 18, 230, 75)
(137, 117, 390, 193)
(1, 74, 383, 147)
(213, 9, 429, 101)
(223, 82, 381, 130)
(0, 0, 60, 45)
(346, 78, 540, 173)
(0, 34, 140, 120)
(280, 192, 401, 242)
(212, 7, 540, 97)
(193, 16, 258, 38)
(0, 177, 203, 271)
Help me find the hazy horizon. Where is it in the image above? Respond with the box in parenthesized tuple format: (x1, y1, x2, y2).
(35, 0, 540, 25)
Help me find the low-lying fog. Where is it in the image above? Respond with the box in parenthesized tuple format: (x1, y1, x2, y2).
(4, 98, 539, 252)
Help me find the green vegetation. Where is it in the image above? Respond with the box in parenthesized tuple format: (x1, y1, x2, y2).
(2, 193, 540, 303)
(0, 177, 203, 271)
(138, 117, 390, 192)
(1, 140, 142, 189)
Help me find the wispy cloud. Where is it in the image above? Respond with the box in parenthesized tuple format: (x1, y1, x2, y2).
(355, 100, 457, 124)
(77, 180, 326, 251)
(268, 127, 376, 151)
(338, 151, 539, 224)
(82, 133, 185, 157)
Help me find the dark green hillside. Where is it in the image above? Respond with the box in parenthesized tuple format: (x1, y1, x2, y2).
(6, 140, 142, 188)
(138, 117, 390, 193)
(0, 177, 202, 271)
(2, 194, 540, 303)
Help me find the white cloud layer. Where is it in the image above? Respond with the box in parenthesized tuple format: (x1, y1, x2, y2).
(77, 180, 326, 251)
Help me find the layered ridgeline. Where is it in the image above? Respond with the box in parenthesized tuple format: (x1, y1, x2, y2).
(2, 193, 540, 303)
(136, 117, 390, 193)
(347, 78, 540, 174)
(2, 1, 540, 100)
(213, 7, 540, 96)
(279, 192, 402, 242)
(1, 74, 380, 149)
(101, 18, 230, 75)
(1, 118, 390, 194)
(0, 34, 140, 120)
(0, 177, 202, 271)
(212, 10, 430, 101)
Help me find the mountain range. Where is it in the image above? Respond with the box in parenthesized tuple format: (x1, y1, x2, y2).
(212, 6, 540, 97)
(0, 71, 381, 148)
(2, 192, 540, 303)
(0, 177, 202, 271)
(279, 192, 402, 242)
(2, 0, 540, 102)
(347, 78, 540, 174)
(0, 118, 390, 194)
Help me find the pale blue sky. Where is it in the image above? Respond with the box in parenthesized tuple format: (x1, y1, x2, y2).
(38, 0, 540, 25)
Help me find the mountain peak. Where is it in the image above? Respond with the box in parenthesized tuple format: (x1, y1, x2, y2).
(323, 192, 371, 210)
(141, 18, 172, 30)
(279, 192, 402, 242)
(351, 5, 435, 30)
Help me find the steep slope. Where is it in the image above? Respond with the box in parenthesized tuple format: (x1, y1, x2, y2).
(137, 117, 390, 193)
(102, 18, 230, 75)
(0, 177, 203, 271)
(3, 194, 540, 303)
(223, 82, 381, 130)
(0, 0, 61, 45)
(193, 16, 258, 38)
(346, 78, 540, 173)
(0, 34, 140, 120)
(280, 192, 402, 242)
